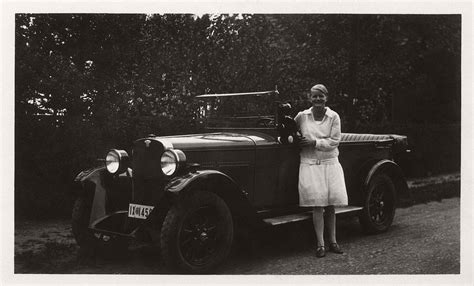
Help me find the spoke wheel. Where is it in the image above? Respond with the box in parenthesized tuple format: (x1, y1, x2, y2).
(359, 174, 397, 234)
(179, 206, 220, 266)
(161, 191, 233, 273)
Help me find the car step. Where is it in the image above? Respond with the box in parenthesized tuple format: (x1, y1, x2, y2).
(263, 206, 363, 226)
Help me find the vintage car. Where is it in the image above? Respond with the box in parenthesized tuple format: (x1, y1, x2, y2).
(72, 90, 410, 273)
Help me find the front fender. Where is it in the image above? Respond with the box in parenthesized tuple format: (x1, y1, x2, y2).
(74, 166, 132, 225)
(165, 170, 236, 193)
(164, 170, 262, 228)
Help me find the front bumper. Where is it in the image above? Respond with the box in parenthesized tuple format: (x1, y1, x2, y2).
(89, 210, 159, 243)
(90, 211, 136, 238)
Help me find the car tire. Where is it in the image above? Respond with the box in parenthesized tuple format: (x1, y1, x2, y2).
(359, 174, 397, 234)
(71, 197, 128, 256)
(160, 191, 233, 274)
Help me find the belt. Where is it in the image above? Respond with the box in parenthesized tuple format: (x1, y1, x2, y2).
(300, 157, 339, 165)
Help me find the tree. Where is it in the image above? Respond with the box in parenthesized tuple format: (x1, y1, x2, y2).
(15, 13, 461, 218)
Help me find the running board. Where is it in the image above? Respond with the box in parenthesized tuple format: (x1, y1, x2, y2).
(263, 206, 363, 226)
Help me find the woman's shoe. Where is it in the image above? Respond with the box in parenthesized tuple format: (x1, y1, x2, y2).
(328, 243, 343, 254)
(315, 246, 326, 258)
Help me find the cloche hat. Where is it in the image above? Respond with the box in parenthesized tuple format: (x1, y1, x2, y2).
(310, 84, 328, 95)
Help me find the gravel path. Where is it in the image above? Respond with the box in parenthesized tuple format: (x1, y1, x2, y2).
(14, 196, 460, 274)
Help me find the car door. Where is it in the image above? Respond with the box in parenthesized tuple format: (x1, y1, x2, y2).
(252, 140, 300, 208)
(275, 144, 300, 206)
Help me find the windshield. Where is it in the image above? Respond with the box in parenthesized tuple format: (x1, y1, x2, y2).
(197, 92, 277, 129)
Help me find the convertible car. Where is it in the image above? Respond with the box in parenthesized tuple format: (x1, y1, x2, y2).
(72, 90, 410, 273)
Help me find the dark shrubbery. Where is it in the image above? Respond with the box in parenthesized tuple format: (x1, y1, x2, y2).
(15, 14, 461, 219)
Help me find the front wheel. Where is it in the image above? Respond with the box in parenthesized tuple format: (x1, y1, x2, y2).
(359, 174, 397, 234)
(160, 191, 233, 274)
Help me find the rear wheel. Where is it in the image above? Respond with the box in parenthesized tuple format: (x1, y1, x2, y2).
(160, 191, 233, 273)
(359, 174, 397, 234)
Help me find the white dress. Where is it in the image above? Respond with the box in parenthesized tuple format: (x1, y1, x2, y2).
(294, 107, 348, 207)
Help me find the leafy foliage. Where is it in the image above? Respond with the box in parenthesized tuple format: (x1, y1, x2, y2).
(15, 14, 460, 218)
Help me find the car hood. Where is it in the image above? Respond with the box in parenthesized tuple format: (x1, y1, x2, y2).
(156, 131, 276, 150)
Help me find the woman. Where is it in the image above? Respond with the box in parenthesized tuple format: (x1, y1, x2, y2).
(294, 84, 348, 258)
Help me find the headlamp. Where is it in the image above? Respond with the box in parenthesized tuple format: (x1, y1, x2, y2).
(105, 149, 130, 174)
(160, 149, 186, 176)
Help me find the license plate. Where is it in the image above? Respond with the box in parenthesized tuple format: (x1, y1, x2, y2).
(128, 203, 154, 219)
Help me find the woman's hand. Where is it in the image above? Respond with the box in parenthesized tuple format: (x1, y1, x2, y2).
(298, 136, 316, 147)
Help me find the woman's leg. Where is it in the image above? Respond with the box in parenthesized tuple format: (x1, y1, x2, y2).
(312, 207, 325, 247)
(325, 205, 343, 253)
(325, 206, 337, 244)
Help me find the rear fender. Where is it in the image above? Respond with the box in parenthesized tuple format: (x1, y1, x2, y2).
(163, 170, 262, 228)
(364, 160, 411, 206)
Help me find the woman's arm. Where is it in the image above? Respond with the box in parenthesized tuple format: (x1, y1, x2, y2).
(293, 112, 302, 128)
(315, 114, 341, 151)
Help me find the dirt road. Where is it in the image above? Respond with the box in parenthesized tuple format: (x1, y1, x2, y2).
(14, 197, 460, 274)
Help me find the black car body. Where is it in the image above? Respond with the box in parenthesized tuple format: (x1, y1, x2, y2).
(72, 90, 410, 273)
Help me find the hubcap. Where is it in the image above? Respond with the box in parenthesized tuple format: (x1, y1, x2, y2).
(369, 184, 392, 225)
(179, 206, 219, 266)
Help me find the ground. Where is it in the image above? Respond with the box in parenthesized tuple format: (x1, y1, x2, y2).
(14, 196, 460, 275)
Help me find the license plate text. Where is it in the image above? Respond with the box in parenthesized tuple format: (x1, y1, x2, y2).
(128, 203, 154, 219)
